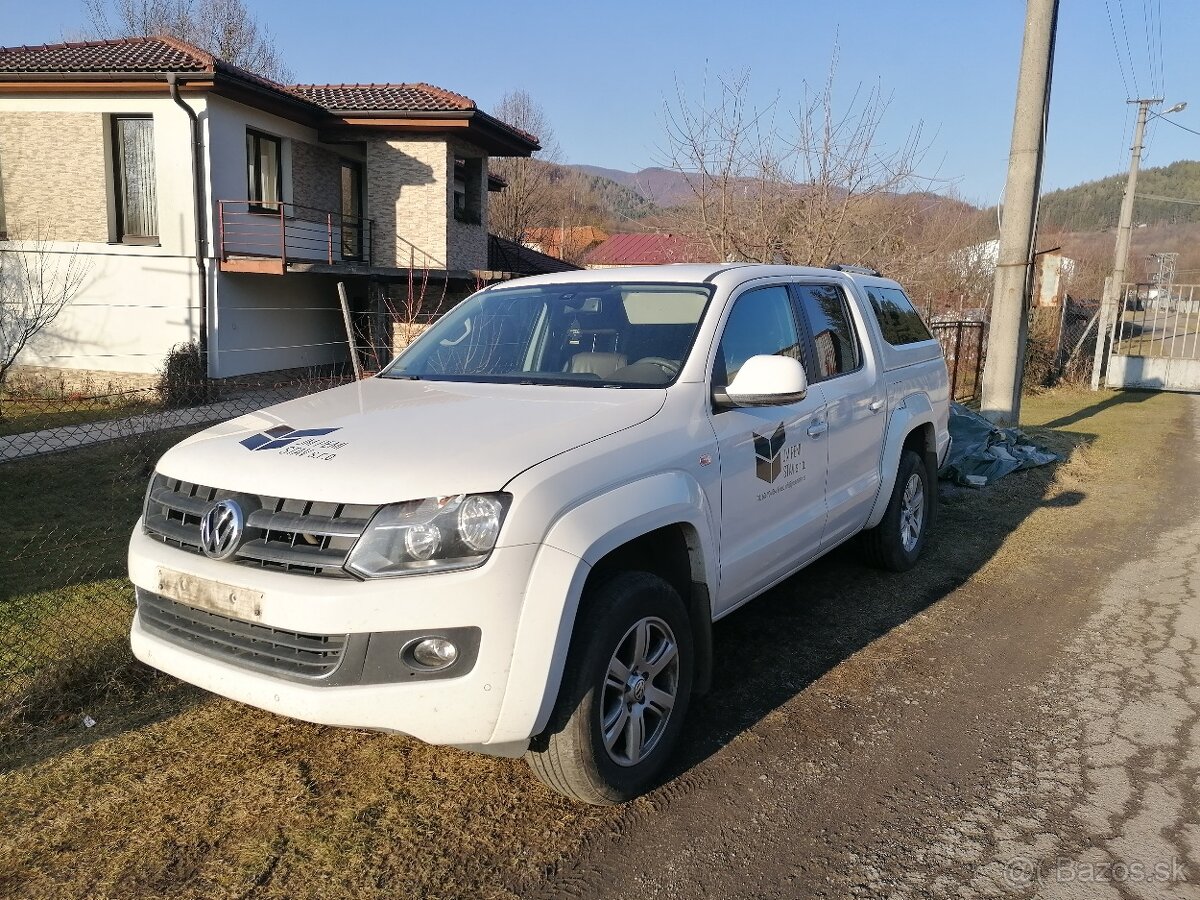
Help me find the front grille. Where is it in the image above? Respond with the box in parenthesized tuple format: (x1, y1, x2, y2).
(137, 588, 348, 679)
(143, 474, 377, 578)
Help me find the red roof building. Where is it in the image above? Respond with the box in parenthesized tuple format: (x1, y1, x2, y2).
(581, 233, 711, 268)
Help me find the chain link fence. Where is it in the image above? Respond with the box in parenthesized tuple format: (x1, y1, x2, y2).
(0, 369, 352, 755)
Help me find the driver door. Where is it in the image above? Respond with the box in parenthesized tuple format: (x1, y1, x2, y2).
(709, 284, 828, 615)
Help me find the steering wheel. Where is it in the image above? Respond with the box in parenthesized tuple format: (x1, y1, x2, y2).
(635, 357, 680, 376)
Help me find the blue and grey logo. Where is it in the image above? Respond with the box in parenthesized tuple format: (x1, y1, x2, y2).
(240, 425, 341, 452)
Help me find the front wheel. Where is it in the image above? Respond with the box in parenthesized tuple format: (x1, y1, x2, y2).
(525, 572, 693, 805)
(861, 448, 931, 572)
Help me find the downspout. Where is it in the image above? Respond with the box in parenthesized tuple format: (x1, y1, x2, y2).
(167, 73, 210, 376)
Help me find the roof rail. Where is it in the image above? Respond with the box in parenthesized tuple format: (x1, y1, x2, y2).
(827, 263, 882, 277)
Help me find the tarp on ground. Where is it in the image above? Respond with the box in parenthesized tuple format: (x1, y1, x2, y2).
(939, 402, 1059, 487)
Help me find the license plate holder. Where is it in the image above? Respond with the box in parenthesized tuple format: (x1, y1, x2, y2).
(157, 567, 265, 621)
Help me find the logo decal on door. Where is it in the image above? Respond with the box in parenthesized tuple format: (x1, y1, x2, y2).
(752, 424, 786, 482)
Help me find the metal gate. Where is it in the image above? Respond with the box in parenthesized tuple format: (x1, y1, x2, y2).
(1106, 283, 1200, 392)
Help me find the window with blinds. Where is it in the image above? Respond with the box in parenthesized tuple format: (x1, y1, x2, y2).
(247, 130, 282, 212)
(113, 116, 158, 242)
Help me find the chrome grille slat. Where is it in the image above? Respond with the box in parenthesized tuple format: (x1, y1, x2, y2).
(236, 539, 350, 571)
(137, 589, 347, 677)
(141, 474, 376, 578)
(245, 509, 369, 539)
(143, 515, 203, 550)
(149, 486, 211, 517)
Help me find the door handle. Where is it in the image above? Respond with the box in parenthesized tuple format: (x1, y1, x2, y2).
(869, 399, 885, 412)
(807, 420, 828, 438)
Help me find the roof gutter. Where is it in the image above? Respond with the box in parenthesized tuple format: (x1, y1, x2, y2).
(167, 72, 210, 373)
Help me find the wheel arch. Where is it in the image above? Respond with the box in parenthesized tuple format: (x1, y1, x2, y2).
(488, 471, 717, 746)
(865, 392, 939, 530)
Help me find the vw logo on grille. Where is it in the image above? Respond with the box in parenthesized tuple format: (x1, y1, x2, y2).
(200, 499, 245, 560)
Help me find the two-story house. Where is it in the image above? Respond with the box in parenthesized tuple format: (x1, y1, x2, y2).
(0, 36, 570, 385)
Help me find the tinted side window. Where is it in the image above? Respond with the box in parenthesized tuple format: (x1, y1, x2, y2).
(866, 286, 933, 345)
(714, 286, 802, 387)
(796, 284, 860, 379)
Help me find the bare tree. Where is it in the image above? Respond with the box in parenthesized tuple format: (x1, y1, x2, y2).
(489, 90, 561, 243)
(659, 60, 942, 268)
(0, 228, 91, 412)
(83, 0, 292, 82)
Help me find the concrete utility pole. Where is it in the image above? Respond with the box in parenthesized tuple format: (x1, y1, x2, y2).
(1089, 99, 1185, 389)
(980, 0, 1059, 425)
(1090, 99, 1160, 388)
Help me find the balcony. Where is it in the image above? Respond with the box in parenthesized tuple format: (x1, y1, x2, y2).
(217, 200, 375, 275)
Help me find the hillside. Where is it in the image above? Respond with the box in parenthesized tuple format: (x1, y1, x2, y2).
(570, 165, 699, 207)
(1039, 160, 1200, 231)
(562, 168, 659, 221)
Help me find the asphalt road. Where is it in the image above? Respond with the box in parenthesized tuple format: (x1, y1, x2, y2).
(522, 396, 1200, 900)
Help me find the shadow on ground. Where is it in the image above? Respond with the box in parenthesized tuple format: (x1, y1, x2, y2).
(651, 424, 1096, 791)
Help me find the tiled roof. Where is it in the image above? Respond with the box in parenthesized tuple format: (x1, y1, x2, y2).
(582, 233, 711, 266)
(489, 234, 580, 276)
(289, 83, 475, 112)
(0, 37, 538, 149)
(0, 36, 213, 73)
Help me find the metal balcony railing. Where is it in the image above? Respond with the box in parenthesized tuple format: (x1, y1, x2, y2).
(218, 200, 374, 267)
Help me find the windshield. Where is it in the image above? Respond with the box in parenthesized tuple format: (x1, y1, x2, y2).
(382, 282, 712, 387)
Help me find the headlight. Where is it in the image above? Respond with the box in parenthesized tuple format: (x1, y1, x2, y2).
(345, 493, 511, 578)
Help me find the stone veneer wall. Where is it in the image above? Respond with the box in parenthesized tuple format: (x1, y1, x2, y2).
(366, 136, 448, 270)
(446, 137, 488, 271)
(290, 140, 342, 215)
(0, 112, 109, 242)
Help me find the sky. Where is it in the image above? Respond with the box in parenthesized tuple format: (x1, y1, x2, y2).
(4, 0, 1199, 207)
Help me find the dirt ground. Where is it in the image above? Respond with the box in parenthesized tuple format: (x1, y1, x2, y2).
(2, 388, 1197, 899)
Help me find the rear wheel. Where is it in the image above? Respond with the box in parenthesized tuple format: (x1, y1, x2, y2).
(525, 572, 693, 805)
(862, 448, 930, 572)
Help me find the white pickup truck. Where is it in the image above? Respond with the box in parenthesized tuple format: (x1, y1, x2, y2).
(129, 263, 950, 805)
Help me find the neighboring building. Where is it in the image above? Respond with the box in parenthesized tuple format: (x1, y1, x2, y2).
(488, 235, 579, 277)
(955, 239, 1077, 308)
(582, 233, 710, 268)
(0, 36, 569, 384)
(522, 225, 607, 262)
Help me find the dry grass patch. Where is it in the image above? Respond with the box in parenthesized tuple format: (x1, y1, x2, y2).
(0, 386, 1192, 900)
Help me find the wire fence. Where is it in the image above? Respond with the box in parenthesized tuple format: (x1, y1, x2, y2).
(0, 368, 354, 755)
(0, 293, 1103, 759)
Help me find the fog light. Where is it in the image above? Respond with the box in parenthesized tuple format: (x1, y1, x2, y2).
(410, 637, 458, 669)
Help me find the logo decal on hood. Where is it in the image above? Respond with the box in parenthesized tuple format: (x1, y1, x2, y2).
(753, 424, 786, 483)
(241, 425, 341, 452)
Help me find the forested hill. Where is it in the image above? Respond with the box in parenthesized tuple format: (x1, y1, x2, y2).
(1039, 160, 1200, 231)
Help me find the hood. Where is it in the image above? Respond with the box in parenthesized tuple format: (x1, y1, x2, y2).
(156, 378, 665, 504)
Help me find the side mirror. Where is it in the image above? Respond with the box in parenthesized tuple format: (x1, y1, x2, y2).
(714, 355, 809, 408)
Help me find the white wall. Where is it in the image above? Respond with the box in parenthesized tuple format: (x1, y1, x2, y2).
(209, 272, 348, 377)
(1, 92, 368, 379)
(0, 92, 206, 375)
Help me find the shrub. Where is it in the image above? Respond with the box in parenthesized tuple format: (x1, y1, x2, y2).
(156, 342, 212, 408)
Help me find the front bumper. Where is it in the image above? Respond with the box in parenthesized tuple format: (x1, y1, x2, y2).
(128, 526, 541, 746)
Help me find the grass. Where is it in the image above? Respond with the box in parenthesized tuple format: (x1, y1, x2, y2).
(0, 387, 1192, 900)
(0, 395, 158, 437)
(0, 428, 192, 737)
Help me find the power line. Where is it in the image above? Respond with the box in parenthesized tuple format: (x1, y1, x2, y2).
(1115, 0, 1141, 96)
(1141, 0, 1157, 95)
(1135, 192, 1200, 205)
(1148, 112, 1200, 137)
(1104, 0, 1133, 98)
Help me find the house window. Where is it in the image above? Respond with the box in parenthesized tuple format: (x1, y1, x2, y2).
(453, 156, 483, 225)
(340, 160, 363, 260)
(112, 115, 158, 242)
(246, 130, 282, 211)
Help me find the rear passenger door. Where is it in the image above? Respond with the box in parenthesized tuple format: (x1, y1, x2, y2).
(792, 281, 886, 548)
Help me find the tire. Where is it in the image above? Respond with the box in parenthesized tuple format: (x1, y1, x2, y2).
(861, 448, 931, 572)
(525, 572, 694, 805)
